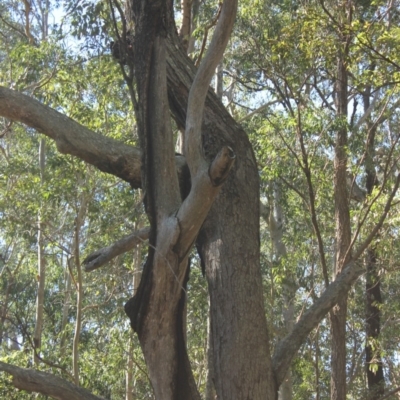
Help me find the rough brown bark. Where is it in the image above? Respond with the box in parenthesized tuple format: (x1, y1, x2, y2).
(164, 16, 276, 400)
(123, 1, 237, 399)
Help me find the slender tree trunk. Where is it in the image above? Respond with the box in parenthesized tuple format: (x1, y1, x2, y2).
(330, 23, 351, 400)
(60, 253, 72, 356)
(205, 301, 216, 400)
(126, 222, 143, 400)
(126, 336, 134, 400)
(215, 62, 223, 99)
(187, 0, 199, 54)
(73, 192, 88, 386)
(363, 88, 384, 399)
(0, 274, 11, 347)
(179, 0, 191, 51)
(270, 182, 293, 400)
(315, 326, 321, 400)
(33, 138, 46, 364)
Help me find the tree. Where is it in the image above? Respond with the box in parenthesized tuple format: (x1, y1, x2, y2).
(1, 0, 400, 399)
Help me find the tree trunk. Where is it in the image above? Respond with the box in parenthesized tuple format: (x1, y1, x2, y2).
(60, 253, 72, 356)
(205, 302, 216, 400)
(33, 138, 46, 364)
(330, 23, 351, 400)
(363, 88, 384, 399)
(164, 26, 277, 400)
(126, 222, 143, 400)
(73, 191, 89, 386)
(270, 182, 293, 400)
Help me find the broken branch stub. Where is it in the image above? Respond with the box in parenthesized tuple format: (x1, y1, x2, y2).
(209, 145, 236, 186)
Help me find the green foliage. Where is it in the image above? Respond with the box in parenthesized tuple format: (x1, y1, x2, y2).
(2, 0, 400, 399)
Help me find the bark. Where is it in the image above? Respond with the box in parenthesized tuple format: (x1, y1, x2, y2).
(204, 306, 216, 400)
(124, 2, 231, 397)
(365, 248, 384, 399)
(126, 226, 143, 400)
(204, 60, 224, 400)
(162, 25, 276, 399)
(215, 62, 223, 99)
(0, 87, 143, 187)
(0, 361, 104, 400)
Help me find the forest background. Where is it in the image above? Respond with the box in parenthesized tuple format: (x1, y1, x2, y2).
(1, 0, 400, 399)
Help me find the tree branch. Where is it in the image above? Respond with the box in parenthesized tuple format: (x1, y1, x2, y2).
(273, 172, 400, 386)
(0, 87, 188, 188)
(272, 260, 364, 386)
(83, 226, 150, 272)
(0, 361, 104, 400)
(0, 86, 141, 187)
(184, 0, 238, 176)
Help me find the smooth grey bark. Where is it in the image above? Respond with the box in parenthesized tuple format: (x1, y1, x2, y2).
(33, 138, 46, 364)
(0, 361, 104, 400)
(270, 183, 293, 400)
(60, 253, 72, 356)
(72, 192, 89, 385)
(0, 87, 143, 187)
(83, 226, 150, 272)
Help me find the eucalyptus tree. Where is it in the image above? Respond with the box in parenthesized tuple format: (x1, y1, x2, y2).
(1, 0, 400, 400)
(230, 0, 400, 398)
